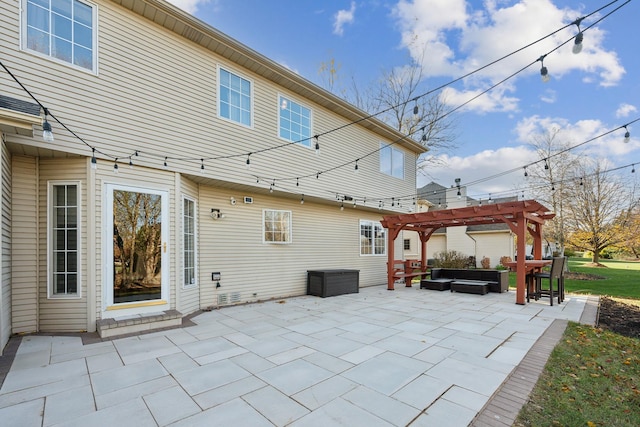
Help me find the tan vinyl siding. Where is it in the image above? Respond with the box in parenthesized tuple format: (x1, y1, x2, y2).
(37, 159, 88, 331)
(1, 141, 12, 352)
(198, 187, 388, 307)
(178, 176, 199, 315)
(11, 155, 38, 333)
(0, 0, 418, 209)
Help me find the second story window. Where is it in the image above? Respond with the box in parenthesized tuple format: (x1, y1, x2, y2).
(380, 143, 404, 179)
(219, 67, 252, 127)
(24, 0, 96, 71)
(279, 96, 312, 147)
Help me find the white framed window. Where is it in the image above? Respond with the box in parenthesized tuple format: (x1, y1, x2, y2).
(263, 209, 291, 244)
(48, 181, 81, 298)
(218, 66, 252, 127)
(279, 95, 312, 147)
(380, 143, 404, 179)
(22, 0, 97, 72)
(404, 239, 411, 250)
(360, 220, 386, 256)
(182, 196, 197, 288)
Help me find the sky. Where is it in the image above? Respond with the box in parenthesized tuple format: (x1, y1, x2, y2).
(166, 0, 639, 201)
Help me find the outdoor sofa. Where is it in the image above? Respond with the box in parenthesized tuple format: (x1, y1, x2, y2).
(421, 268, 509, 293)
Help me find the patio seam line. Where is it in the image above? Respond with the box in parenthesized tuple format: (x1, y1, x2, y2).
(469, 318, 569, 427)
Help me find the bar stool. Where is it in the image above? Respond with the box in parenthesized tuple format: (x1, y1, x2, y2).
(533, 257, 565, 306)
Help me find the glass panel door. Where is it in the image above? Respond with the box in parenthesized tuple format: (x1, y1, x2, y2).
(111, 187, 165, 304)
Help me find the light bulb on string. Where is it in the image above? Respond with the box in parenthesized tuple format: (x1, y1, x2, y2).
(296, 177, 299, 187)
(300, 194, 304, 204)
(163, 157, 168, 169)
(42, 109, 54, 142)
(246, 153, 251, 169)
(90, 148, 97, 170)
(354, 159, 359, 173)
(624, 126, 630, 143)
(524, 166, 528, 177)
(113, 158, 119, 174)
(544, 159, 549, 170)
(129, 157, 133, 169)
(632, 164, 636, 174)
(572, 18, 584, 54)
(314, 135, 320, 155)
(538, 55, 550, 83)
(200, 159, 205, 175)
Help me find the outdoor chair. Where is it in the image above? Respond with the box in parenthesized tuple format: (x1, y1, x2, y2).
(533, 256, 566, 306)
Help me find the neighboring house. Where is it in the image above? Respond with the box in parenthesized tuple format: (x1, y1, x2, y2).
(403, 181, 516, 267)
(0, 0, 425, 347)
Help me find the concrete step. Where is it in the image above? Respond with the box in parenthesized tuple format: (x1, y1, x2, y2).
(96, 309, 183, 338)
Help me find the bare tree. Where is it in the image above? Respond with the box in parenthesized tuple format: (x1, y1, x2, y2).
(564, 158, 639, 264)
(526, 128, 581, 255)
(318, 55, 457, 171)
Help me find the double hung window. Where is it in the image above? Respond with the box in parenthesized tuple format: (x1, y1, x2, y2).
(279, 95, 312, 147)
(360, 220, 386, 255)
(263, 210, 291, 243)
(219, 67, 252, 127)
(183, 197, 197, 287)
(380, 143, 404, 179)
(50, 182, 80, 297)
(24, 0, 96, 71)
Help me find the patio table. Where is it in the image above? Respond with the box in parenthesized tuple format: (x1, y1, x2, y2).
(504, 260, 552, 304)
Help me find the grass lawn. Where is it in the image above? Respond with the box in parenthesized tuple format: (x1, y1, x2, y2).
(514, 258, 640, 426)
(507, 257, 640, 299)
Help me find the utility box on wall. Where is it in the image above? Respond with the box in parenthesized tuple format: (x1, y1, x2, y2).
(307, 269, 359, 298)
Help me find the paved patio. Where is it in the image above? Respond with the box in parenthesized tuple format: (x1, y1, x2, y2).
(0, 284, 595, 426)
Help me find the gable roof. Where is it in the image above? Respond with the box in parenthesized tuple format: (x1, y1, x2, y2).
(110, 0, 426, 155)
(0, 95, 42, 136)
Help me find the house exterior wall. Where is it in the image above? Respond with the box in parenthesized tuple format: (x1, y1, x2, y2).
(0, 0, 423, 334)
(471, 231, 515, 268)
(1, 141, 11, 352)
(11, 155, 38, 333)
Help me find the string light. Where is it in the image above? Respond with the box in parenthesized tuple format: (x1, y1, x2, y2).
(524, 166, 528, 177)
(632, 164, 636, 174)
(163, 157, 168, 169)
(300, 194, 304, 204)
(340, 201, 344, 211)
(572, 17, 584, 54)
(200, 158, 205, 174)
(354, 159, 359, 173)
(314, 135, 320, 154)
(296, 177, 299, 186)
(544, 159, 549, 170)
(90, 148, 97, 170)
(624, 126, 631, 143)
(113, 158, 119, 174)
(42, 109, 54, 142)
(538, 55, 550, 83)
(129, 157, 133, 168)
(246, 153, 251, 169)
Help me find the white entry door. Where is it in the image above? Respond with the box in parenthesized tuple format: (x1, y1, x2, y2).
(104, 184, 169, 314)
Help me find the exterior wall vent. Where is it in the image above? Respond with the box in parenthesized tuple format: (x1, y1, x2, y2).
(244, 196, 253, 204)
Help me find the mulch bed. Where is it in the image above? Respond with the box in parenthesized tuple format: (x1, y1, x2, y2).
(597, 296, 640, 339)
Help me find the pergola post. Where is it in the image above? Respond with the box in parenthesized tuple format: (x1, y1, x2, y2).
(515, 212, 527, 305)
(386, 226, 401, 290)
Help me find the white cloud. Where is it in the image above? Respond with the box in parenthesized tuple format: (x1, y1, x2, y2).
(440, 85, 519, 114)
(616, 103, 638, 118)
(166, 0, 212, 14)
(514, 115, 635, 158)
(540, 89, 556, 104)
(419, 146, 534, 196)
(392, 0, 626, 109)
(333, 2, 357, 36)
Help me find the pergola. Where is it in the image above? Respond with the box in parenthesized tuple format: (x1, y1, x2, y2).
(380, 199, 555, 304)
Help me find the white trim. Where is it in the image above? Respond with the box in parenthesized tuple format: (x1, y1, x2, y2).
(20, 0, 99, 75)
(277, 93, 313, 148)
(359, 219, 387, 256)
(102, 183, 169, 316)
(217, 64, 254, 129)
(181, 195, 198, 289)
(47, 180, 82, 299)
(262, 209, 292, 244)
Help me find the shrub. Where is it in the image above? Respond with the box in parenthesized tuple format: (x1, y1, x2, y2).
(481, 256, 491, 269)
(433, 250, 469, 268)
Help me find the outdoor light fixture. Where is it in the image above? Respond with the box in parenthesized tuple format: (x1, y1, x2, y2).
(90, 148, 97, 170)
(210, 208, 225, 220)
(572, 17, 584, 54)
(300, 194, 304, 204)
(200, 158, 205, 174)
(42, 109, 54, 142)
(113, 158, 119, 174)
(624, 126, 630, 143)
(314, 135, 320, 154)
(354, 159, 359, 173)
(246, 153, 251, 169)
(538, 55, 550, 83)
